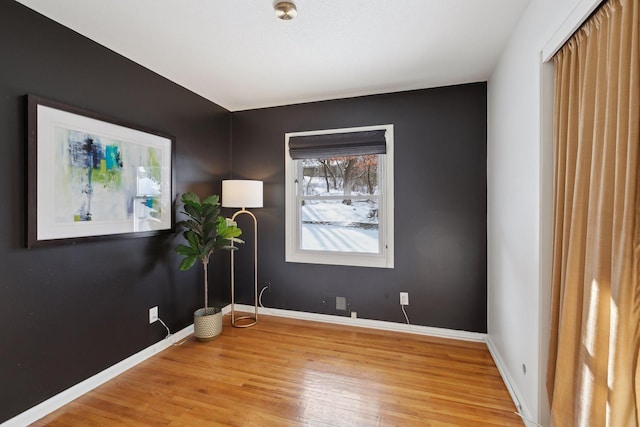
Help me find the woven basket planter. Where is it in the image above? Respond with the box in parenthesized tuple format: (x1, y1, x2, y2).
(194, 307, 222, 342)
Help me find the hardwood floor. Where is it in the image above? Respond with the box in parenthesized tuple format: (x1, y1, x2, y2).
(33, 315, 523, 426)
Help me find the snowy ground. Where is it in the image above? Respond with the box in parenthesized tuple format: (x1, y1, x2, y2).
(301, 223, 378, 253)
(300, 199, 379, 253)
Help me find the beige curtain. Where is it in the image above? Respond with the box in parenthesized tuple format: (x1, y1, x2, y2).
(547, 0, 640, 425)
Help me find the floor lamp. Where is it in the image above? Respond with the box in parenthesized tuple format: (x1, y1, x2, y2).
(222, 180, 263, 328)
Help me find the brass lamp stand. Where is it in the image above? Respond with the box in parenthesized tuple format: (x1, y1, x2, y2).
(230, 207, 258, 327)
(222, 180, 263, 328)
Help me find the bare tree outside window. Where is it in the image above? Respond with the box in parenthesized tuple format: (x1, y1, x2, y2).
(299, 154, 380, 253)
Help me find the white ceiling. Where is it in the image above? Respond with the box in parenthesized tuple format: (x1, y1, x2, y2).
(15, 0, 531, 112)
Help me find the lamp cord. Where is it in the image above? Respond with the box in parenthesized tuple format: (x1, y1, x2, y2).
(259, 285, 268, 308)
(155, 316, 187, 346)
(401, 305, 410, 325)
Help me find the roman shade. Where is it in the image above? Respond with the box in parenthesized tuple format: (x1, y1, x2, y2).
(288, 130, 386, 159)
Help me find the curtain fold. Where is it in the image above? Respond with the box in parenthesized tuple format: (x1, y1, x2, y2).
(547, 0, 640, 425)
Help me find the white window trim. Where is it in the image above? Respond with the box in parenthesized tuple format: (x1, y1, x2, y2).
(285, 124, 394, 268)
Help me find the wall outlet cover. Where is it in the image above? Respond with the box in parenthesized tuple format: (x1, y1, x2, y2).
(400, 292, 409, 305)
(149, 306, 158, 323)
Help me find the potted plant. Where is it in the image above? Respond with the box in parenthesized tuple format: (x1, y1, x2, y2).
(175, 192, 243, 341)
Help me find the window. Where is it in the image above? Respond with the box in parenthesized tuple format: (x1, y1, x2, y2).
(285, 125, 394, 268)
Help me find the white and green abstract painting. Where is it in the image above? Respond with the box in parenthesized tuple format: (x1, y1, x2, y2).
(55, 127, 163, 228)
(33, 102, 173, 243)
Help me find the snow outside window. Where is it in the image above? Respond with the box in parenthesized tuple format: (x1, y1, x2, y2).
(285, 125, 394, 268)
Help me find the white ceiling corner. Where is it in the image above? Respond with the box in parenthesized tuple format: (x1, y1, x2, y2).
(14, 0, 531, 111)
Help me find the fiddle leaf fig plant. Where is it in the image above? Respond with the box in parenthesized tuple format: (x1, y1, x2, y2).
(175, 192, 243, 311)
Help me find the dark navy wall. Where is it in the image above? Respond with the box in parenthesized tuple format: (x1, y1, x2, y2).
(0, 2, 230, 422)
(230, 84, 487, 332)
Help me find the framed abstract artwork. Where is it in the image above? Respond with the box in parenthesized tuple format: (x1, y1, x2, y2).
(26, 94, 175, 247)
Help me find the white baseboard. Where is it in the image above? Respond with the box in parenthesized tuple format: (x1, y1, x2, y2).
(486, 336, 540, 427)
(230, 304, 487, 342)
(2, 324, 194, 427)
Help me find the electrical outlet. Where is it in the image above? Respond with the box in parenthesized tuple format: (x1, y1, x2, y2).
(400, 292, 409, 306)
(149, 306, 158, 324)
(351, 311, 357, 318)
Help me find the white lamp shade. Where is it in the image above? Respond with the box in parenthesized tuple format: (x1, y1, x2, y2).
(222, 180, 263, 208)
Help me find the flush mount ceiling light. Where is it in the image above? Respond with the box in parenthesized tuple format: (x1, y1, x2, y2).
(274, 1, 297, 20)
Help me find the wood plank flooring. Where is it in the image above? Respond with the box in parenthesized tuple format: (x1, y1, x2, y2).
(32, 315, 523, 426)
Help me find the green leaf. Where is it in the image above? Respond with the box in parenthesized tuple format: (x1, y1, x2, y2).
(217, 217, 243, 240)
(202, 204, 220, 223)
(215, 234, 244, 249)
(175, 244, 198, 256)
(181, 192, 200, 205)
(185, 230, 200, 250)
(202, 194, 219, 206)
(179, 255, 198, 271)
(227, 227, 243, 238)
(182, 219, 202, 234)
(216, 216, 228, 231)
(225, 237, 244, 246)
(183, 203, 201, 220)
(202, 221, 216, 241)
